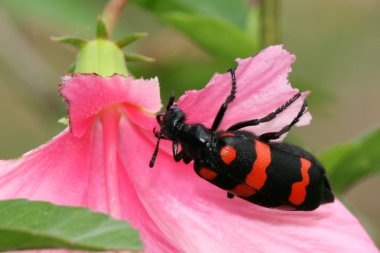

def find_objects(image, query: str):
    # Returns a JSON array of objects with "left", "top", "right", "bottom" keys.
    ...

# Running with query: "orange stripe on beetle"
[
  {"left": 288, "top": 158, "right": 311, "bottom": 205},
  {"left": 230, "top": 183, "right": 257, "bottom": 197},
  {"left": 220, "top": 132, "right": 235, "bottom": 137},
  {"left": 199, "top": 167, "right": 218, "bottom": 180},
  {"left": 220, "top": 145, "right": 237, "bottom": 165},
  {"left": 245, "top": 141, "right": 271, "bottom": 190}
]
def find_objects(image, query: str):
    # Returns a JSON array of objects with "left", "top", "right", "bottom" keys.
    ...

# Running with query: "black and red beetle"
[{"left": 149, "top": 69, "right": 334, "bottom": 211}]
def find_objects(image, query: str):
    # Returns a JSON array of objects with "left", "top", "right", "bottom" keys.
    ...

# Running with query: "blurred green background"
[{"left": 0, "top": 0, "right": 379, "bottom": 245}]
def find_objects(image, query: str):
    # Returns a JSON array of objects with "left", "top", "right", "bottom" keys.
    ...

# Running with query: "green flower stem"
[
  {"left": 261, "top": 0, "right": 281, "bottom": 47},
  {"left": 246, "top": 4, "right": 262, "bottom": 51},
  {"left": 75, "top": 39, "right": 129, "bottom": 76}
]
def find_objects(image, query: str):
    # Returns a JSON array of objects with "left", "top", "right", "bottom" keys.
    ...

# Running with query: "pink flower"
[{"left": 0, "top": 45, "right": 377, "bottom": 252}]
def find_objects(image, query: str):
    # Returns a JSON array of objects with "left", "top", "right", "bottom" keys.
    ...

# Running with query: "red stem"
[{"left": 102, "top": 0, "right": 128, "bottom": 38}]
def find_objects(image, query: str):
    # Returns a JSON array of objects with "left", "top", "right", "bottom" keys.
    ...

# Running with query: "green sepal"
[
  {"left": 96, "top": 17, "right": 108, "bottom": 39},
  {"left": 51, "top": 36, "right": 88, "bottom": 49},
  {"left": 67, "top": 63, "right": 76, "bottom": 73},
  {"left": 124, "top": 52, "right": 155, "bottom": 62},
  {"left": 116, "top": 32, "right": 148, "bottom": 48},
  {"left": 58, "top": 117, "right": 69, "bottom": 126},
  {"left": 75, "top": 40, "right": 128, "bottom": 76}
]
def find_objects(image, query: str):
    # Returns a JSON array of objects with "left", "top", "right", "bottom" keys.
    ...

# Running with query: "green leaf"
[
  {"left": 319, "top": 128, "right": 380, "bottom": 194},
  {"left": 132, "top": 0, "right": 248, "bottom": 28},
  {"left": 0, "top": 199, "right": 142, "bottom": 252},
  {"left": 163, "top": 12, "right": 257, "bottom": 63}
]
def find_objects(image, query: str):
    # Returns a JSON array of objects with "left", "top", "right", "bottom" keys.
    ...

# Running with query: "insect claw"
[{"left": 153, "top": 128, "right": 162, "bottom": 138}]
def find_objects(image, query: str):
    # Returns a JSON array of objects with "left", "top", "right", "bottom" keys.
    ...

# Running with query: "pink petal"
[
  {"left": 0, "top": 46, "right": 377, "bottom": 253},
  {"left": 177, "top": 45, "right": 311, "bottom": 139},
  {"left": 60, "top": 74, "right": 161, "bottom": 137},
  {"left": 0, "top": 120, "right": 177, "bottom": 253},
  {"left": 0, "top": 75, "right": 175, "bottom": 252}
]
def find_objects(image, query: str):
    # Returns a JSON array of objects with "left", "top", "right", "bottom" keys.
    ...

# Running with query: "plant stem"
[
  {"left": 102, "top": 0, "right": 128, "bottom": 38},
  {"left": 261, "top": 0, "right": 281, "bottom": 47}
]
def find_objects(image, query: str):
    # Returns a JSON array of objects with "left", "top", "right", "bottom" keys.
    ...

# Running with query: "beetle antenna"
[
  {"left": 150, "top": 92, "right": 175, "bottom": 168},
  {"left": 166, "top": 92, "right": 176, "bottom": 110},
  {"left": 149, "top": 130, "right": 163, "bottom": 168}
]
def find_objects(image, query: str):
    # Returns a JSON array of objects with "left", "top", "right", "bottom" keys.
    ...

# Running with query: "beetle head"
[{"left": 159, "top": 105, "right": 185, "bottom": 140}]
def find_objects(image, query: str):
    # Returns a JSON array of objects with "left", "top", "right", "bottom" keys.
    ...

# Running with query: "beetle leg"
[
  {"left": 227, "top": 93, "right": 302, "bottom": 131},
  {"left": 259, "top": 100, "right": 307, "bottom": 141},
  {"left": 173, "top": 142, "right": 193, "bottom": 163},
  {"left": 227, "top": 192, "right": 235, "bottom": 199},
  {"left": 173, "top": 142, "right": 185, "bottom": 162},
  {"left": 174, "top": 152, "right": 185, "bottom": 162},
  {"left": 183, "top": 155, "right": 192, "bottom": 164},
  {"left": 211, "top": 68, "right": 237, "bottom": 131}
]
